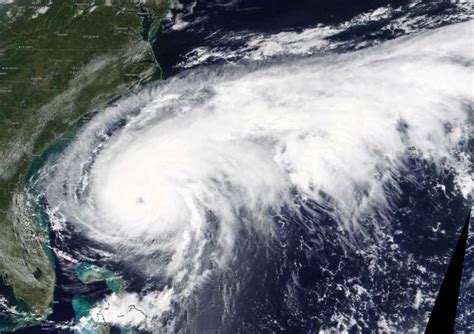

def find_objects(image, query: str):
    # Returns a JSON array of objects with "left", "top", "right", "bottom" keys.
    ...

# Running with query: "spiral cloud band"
[{"left": 39, "top": 21, "right": 472, "bottom": 331}]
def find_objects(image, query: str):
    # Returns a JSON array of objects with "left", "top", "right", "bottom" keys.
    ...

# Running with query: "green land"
[
  {"left": 0, "top": 0, "right": 168, "bottom": 330},
  {"left": 76, "top": 262, "right": 127, "bottom": 293}
]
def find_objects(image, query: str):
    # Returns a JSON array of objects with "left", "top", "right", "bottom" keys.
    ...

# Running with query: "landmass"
[
  {"left": 77, "top": 263, "right": 127, "bottom": 293},
  {"left": 0, "top": 0, "right": 168, "bottom": 330}
]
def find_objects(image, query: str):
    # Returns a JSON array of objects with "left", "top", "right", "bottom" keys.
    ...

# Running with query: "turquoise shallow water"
[{"left": 73, "top": 263, "right": 128, "bottom": 333}]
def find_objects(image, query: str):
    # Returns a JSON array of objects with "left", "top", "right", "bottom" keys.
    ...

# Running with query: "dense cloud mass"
[{"left": 38, "top": 21, "right": 472, "bottom": 332}]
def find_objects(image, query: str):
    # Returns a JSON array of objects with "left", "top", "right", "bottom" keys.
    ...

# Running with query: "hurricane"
[{"left": 33, "top": 20, "right": 472, "bottom": 332}]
